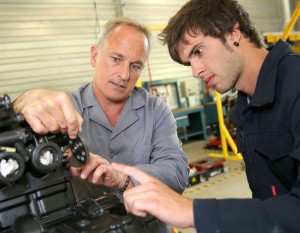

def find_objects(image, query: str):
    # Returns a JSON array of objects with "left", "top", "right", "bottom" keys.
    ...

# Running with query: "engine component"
[{"left": 0, "top": 94, "right": 141, "bottom": 233}]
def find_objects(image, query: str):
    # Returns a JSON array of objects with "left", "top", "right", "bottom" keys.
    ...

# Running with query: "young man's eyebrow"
[{"left": 188, "top": 44, "right": 199, "bottom": 59}]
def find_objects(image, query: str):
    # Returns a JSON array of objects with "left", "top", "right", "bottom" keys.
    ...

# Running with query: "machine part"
[
  {"left": 68, "top": 135, "right": 90, "bottom": 164},
  {"left": 44, "top": 210, "right": 139, "bottom": 233},
  {"left": 0, "top": 129, "right": 28, "bottom": 147},
  {"left": 0, "top": 152, "right": 25, "bottom": 185},
  {"left": 223, "top": 166, "right": 230, "bottom": 173},
  {"left": 0, "top": 95, "right": 24, "bottom": 128},
  {"left": 31, "top": 142, "right": 63, "bottom": 173},
  {"left": 0, "top": 94, "right": 12, "bottom": 122},
  {"left": 12, "top": 214, "right": 44, "bottom": 233},
  {"left": 199, "top": 172, "right": 209, "bottom": 183},
  {"left": 80, "top": 193, "right": 128, "bottom": 217},
  {"left": 208, "top": 91, "right": 243, "bottom": 161},
  {"left": 1, "top": 95, "right": 146, "bottom": 233},
  {"left": 80, "top": 197, "right": 105, "bottom": 216}
]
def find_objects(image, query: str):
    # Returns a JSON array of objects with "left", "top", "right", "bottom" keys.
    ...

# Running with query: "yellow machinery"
[
  {"left": 264, "top": 2, "right": 300, "bottom": 52},
  {"left": 208, "top": 91, "right": 243, "bottom": 161}
]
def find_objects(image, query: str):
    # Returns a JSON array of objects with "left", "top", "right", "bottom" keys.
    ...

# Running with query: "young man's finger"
[{"left": 111, "top": 163, "right": 153, "bottom": 184}]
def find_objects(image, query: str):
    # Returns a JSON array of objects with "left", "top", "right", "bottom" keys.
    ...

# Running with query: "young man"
[
  {"left": 13, "top": 17, "right": 189, "bottom": 232},
  {"left": 112, "top": 0, "right": 300, "bottom": 232}
]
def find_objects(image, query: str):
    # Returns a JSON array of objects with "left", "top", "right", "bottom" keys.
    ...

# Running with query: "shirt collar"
[
  {"left": 80, "top": 82, "right": 145, "bottom": 110},
  {"left": 250, "top": 40, "right": 291, "bottom": 107}
]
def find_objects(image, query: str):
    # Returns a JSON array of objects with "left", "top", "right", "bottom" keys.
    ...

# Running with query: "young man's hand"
[{"left": 112, "top": 163, "right": 195, "bottom": 228}]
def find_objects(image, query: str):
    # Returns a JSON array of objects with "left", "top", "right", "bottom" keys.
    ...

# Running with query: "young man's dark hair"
[{"left": 159, "top": 0, "right": 263, "bottom": 64}]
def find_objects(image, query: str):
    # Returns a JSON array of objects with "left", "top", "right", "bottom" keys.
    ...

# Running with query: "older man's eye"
[
  {"left": 131, "top": 64, "right": 142, "bottom": 71},
  {"left": 112, "top": 56, "right": 121, "bottom": 62}
]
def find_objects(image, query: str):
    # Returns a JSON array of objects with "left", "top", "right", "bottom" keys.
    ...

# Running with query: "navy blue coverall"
[{"left": 194, "top": 40, "right": 300, "bottom": 233}]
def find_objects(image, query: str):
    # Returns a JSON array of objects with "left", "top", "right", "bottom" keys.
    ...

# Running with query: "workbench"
[{"left": 172, "top": 105, "right": 207, "bottom": 141}]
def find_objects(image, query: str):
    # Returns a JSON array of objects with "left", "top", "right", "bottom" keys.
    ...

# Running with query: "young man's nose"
[{"left": 191, "top": 60, "right": 205, "bottom": 79}]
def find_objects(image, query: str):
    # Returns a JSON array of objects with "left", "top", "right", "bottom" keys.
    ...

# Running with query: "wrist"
[
  {"left": 117, "top": 175, "right": 131, "bottom": 194},
  {"left": 187, "top": 198, "right": 195, "bottom": 227}
]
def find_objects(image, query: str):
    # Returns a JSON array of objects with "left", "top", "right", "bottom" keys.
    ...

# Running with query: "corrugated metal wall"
[
  {"left": 0, "top": 0, "right": 288, "bottom": 99},
  {"left": 0, "top": 1, "right": 115, "bottom": 99}
]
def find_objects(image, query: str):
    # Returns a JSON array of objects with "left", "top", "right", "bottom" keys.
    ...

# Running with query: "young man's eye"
[{"left": 194, "top": 48, "right": 203, "bottom": 55}]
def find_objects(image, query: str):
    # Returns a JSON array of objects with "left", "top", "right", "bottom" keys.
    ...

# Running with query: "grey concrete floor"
[{"left": 175, "top": 139, "right": 252, "bottom": 233}]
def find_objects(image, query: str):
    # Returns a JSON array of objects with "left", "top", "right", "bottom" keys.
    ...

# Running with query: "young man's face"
[
  {"left": 177, "top": 31, "right": 243, "bottom": 94},
  {"left": 91, "top": 25, "right": 149, "bottom": 103}
]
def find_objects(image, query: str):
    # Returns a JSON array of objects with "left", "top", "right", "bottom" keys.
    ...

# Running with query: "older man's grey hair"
[{"left": 96, "top": 17, "right": 152, "bottom": 56}]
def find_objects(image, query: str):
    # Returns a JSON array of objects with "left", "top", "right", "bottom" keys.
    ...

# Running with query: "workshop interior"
[{"left": 1, "top": 0, "right": 300, "bottom": 233}]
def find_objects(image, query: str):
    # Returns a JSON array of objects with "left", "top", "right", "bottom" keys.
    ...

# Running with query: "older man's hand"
[{"left": 13, "top": 89, "right": 82, "bottom": 139}]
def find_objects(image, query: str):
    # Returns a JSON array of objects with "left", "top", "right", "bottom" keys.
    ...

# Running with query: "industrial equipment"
[
  {"left": 207, "top": 91, "right": 243, "bottom": 161},
  {"left": 264, "top": 2, "right": 300, "bottom": 52},
  {"left": 0, "top": 94, "right": 142, "bottom": 233},
  {"left": 188, "top": 157, "right": 229, "bottom": 187}
]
